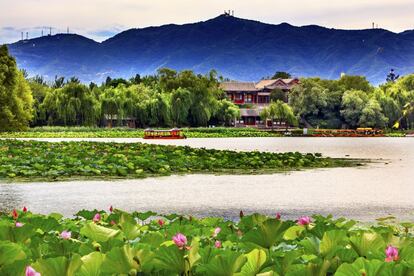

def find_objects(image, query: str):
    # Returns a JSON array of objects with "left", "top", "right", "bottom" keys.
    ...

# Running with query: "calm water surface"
[{"left": 1, "top": 137, "right": 413, "bottom": 221}]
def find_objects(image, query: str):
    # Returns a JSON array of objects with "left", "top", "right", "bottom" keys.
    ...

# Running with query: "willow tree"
[
  {"left": 261, "top": 100, "right": 297, "bottom": 130},
  {"left": 158, "top": 68, "right": 221, "bottom": 126},
  {"left": 215, "top": 99, "right": 240, "bottom": 126},
  {"left": 42, "top": 82, "right": 100, "bottom": 126},
  {"left": 359, "top": 98, "right": 388, "bottom": 128},
  {"left": 170, "top": 87, "right": 192, "bottom": 127},
  {"left": 100, "top": 86, "right": 122, "bottom": 127},
  {"left": 0, "top": 45, "right": 33, "bottom": 131}
]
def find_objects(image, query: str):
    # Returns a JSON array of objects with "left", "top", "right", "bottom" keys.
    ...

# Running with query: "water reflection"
[
  {"left": 0, "top": 184, "right": 24, "bottom": 212},
  {"left": 1, "top": 137, "right": 413, "bottom": 221}
]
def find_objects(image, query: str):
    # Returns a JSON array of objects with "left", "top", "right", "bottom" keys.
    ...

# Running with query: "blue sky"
[{"left": 1, "top": 0, "right": 413, "bottom": 44}]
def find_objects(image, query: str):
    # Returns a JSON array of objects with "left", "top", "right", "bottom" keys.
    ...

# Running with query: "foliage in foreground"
[
  {"left": 0, "top": 140, "right": 350, "bottom": 181},
  {"left": 1, "top": 209, "right": 414, "bottom": 275}
]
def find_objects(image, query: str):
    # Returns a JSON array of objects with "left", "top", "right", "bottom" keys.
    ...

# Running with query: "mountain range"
[{"left": 7, "top": 15, "right": 414, "bottom": 84}]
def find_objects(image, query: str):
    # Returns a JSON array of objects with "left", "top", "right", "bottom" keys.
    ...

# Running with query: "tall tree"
[
  {"left": 215, "top": 99, "right": 240, "bottom": 126},
  {"left": 271, "top": 71, "right": 292, "bottom": 79},
  {"left": 359, "top": 98, "right": 388, "bottom": 128},
  {"left": 261, "top": 100, "right": 297, "bottom": 130},
  {"left": 0, "top": 45, "right": 33, "bottom": 131},
  {"left": 340, "top": 90, "right": 369, "bottom": 128},
  {"left": 170, "top": 88, "right": 192, "bottom": 127},
  {"left": 42, "top": 82, "right": 100, "bottom": 126},
  {"left": 289, "top": 78, "right": 328, "bottom": 127}
]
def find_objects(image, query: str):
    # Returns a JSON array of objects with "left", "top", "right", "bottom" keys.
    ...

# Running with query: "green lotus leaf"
[
  {"left": 319, "top": 230, "right": 348, "bottom": 258},
  {"left": 189, "top": 237, "right": 201, "bottom": 269},
  {"left": 76, "top": 252, "right": 105, "bottom": 276},
  {"left": 32, "top": 255, "right": 82, "bottom": 276},
  {"left": 80, "top": 222, "right": 122, "bottom": 242},
  {"left": 197, "top": 250, "right": 247, "bottom": 276},
  {"left": 152, "top": 244, "right": 186, "bottom": 274},
  {"left": 236, "top": 249, "right": 268, "bottom": 276},
  {"left": 243, "top": 219, "right": 290, "bottom": 248},
  {"left": 100, "top": 245, "right": 141, "bottom": 274},
  {"left": 0, "top": 241, "right": 27, "bottom": 267},
  {"left": 118, "top": 212, "right": 140, "bottom": 240},
  {"left": 335, "top": 257, "right": 388, "bottom": 276},
  {"left": 349, "top": 232, "right": 386, "bottom": 259},
  {"left": 283, "top": 226, "right": 305, "bottom": 241}
]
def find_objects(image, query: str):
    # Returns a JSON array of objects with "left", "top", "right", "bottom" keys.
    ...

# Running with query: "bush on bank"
[
  {"left": 0, "top": 140, "right": 353, "bottom": 181},
  {"left": 1, "top": 209, "right": 414, "bottom": 275}
]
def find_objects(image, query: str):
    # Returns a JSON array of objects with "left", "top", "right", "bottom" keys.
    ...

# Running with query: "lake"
[{"left": 1, "top": 137, "right": 413, "bottom": 221}]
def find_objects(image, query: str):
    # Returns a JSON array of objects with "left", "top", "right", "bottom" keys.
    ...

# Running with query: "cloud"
[
  {"left": 86, "top": 25, "right": 126, "bottom": 41},
  {"left": 2, "top": 26, "right": 17, "bottom": 31}
]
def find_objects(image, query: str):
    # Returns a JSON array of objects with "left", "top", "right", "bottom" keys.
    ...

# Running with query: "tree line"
[
  {"left": 1, "top": 44, "right": 413, "bottom": 131},
  {"left": 0, "top": 45, "right": 240, "bottom": 130},
  {"left": 288, "top": 75, "right": 414, "bottom": 129}
]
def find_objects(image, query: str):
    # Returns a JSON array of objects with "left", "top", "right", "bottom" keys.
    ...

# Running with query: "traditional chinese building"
[{"left": 220, "top": 78, "right": 299, "bottom": 126}]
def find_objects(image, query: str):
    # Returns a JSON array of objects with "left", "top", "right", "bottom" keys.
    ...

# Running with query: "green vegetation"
[
  {"left": 289, "top": 75, "right": 414, "bottom": 129},
  {"left": 260, "top": 101, "right": 297, "bottom": 130},
  {"left": 0, "top": 127, "right": 285, "bottom": 138},
  {"left": 27, "top": 69, "right": 239, "bottom": 129},
  {"left": 0, "top": 140, "right": 355, "bottom": 181},
  {"left": 2, "top": 43, "right": 413, "bottom": 132},
  {"left": 0, "top": 45, "right": 33, "bottom": 131},
  {"left": 2, "top": 209, "right": 414, "bottom": 275}
]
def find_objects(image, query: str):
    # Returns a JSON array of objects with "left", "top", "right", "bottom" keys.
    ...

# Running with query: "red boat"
[{"left": 143, "top": 128, "right": 187, "bottom": 139}]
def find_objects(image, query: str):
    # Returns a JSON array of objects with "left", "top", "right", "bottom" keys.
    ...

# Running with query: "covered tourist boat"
[
  {"left": 143, "top": 128, "right": 187, "bottom": 139},
  {"left": 312, "top": 128, "right": 384, "bottom": 137}
]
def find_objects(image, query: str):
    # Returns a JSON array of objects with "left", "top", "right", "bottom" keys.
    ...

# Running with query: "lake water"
[{"left": 1, "top": 137, "right": 413, "bottom": 221}]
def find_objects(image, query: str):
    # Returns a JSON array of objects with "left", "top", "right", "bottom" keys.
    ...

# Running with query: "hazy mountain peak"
[{"left": 7, "top": 16, "right": 414, "bottom": 84}]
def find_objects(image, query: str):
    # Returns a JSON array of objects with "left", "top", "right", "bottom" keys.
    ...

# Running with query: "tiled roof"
[
  {"left": 255, "top": 79, "right": 276, "bottom": 89},
  {"left": 219, "top": 82, "right": 257, "bottom": 92},
  {"left": 221, "top": 78, "right": 299, "bottom": 92}
]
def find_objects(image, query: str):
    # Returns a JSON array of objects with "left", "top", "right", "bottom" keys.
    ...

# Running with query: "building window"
[
  {"left": 235, "top": 93, "right": 243, "bottom": 100},
  {"left": 245, "top": 94, "right": 253, "bottom": 103}
]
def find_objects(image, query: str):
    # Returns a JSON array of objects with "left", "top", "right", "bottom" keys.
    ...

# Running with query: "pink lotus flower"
[
  {"left": 276, "top": 213, "right": 281, "bottom": 220},
  {"left": 25, "top": 266, "right": 41, "bottom": 276},
  {"left": 23, "top": 206, "right": 28, "bottom": 212},
  {"left": 60, "top": 231, "right": 71, "bottom": 240},
  {"left": 12, "top": 209, "right": 18, "bottom": 220},
  {"left": 109, "top": 205, "right": 113, "bottom": 212},
  {"left": 15, "top": 222, "right": 24, "bottom": 228},
  {"left": 297, "top": 216, "right": 311, "bottom": 226},
  {"left": 93, "top": 213, "right": 101, "bottom": 222},
  {"left": 214, "top": 240, "right": 222, "bottom": 248},
  {"left": 158, "top": 219, "right": 165, "bottom": 227},
  {"left": 213, "top": 227, "right": 221, "bottom": 237},
  {"left": 110, "top": 220, "right": 116, "bottom": 226},
  {"left": 385, "top": 245, "right": 399, "bottom": 262},
  {"left": 172, "top": 233, "right": 187, "bottom": 249}
]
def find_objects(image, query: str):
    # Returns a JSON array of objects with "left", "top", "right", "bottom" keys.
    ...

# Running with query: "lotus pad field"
[
  {"left": 0, "top": 127, "right": 284, "bottom": 138},
  {"left": 0, "top": 140, "right": 355, "bottom": 181},
  {"left": 1, "top": 209, "right": 414, "bottom": 275}
]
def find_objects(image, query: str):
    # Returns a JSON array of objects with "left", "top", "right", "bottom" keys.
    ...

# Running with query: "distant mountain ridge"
[{"left": 7, "top": 15, "right": 414, "bottom": 84}]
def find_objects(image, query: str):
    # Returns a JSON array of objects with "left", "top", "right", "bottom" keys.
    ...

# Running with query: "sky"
[{"left": 1, "top": 0, "right": 413, "bottom": 44}]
